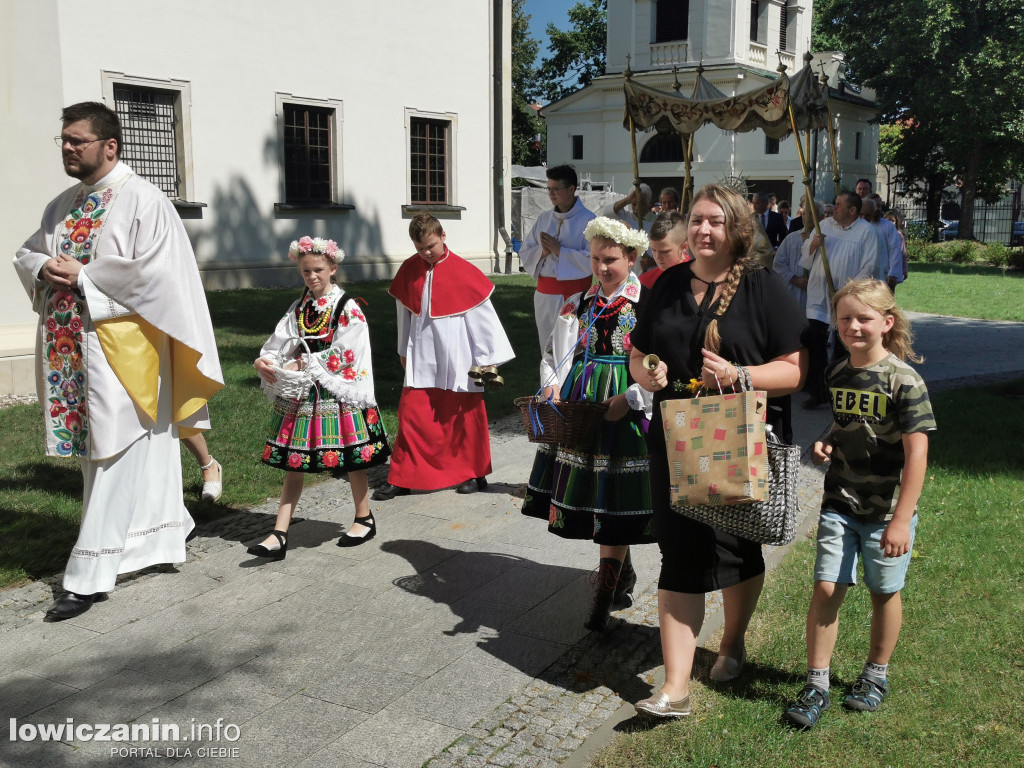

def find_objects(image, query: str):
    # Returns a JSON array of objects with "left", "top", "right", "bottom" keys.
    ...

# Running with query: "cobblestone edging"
[{"left": 422, "top": 463, "right": 827, "bottom": 768}]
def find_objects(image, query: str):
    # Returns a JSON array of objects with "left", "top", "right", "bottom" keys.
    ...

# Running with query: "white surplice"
[{"left": 14, "top": 162, "right": 222, "bottom": 593}]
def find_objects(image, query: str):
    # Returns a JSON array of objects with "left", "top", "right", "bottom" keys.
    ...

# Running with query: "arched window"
[{"left": 640, "top": 133, "right": 687, "bottom": 163}]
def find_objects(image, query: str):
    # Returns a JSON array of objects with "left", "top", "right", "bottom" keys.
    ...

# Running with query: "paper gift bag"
[{"left": 660, "top": 391, "right": 770, "bottom": 506}]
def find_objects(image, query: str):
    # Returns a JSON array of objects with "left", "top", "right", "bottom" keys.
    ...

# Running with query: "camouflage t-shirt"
[{"left": 822, "top": 354, "right": 937, "bottom": 522}]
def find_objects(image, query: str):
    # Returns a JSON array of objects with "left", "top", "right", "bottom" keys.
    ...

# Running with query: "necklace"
[{"left": 298, "top": 291, "right": 336, "bottom": 335}]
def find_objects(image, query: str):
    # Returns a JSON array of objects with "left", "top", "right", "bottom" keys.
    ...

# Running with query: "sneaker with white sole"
[
  {"left": 783, "top": 685, "right": 830, "bottom": 729},
  {"left": 843, "top": 676, "right": 888, "bottom": 712}
]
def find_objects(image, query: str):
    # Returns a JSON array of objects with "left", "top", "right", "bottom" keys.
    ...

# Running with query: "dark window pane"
[
  {"left": 282, "top": 104, "right": 334, "bottom": 204},
  {"left": 410, "top": 117, "right": 449, "bottom": 205},
  {"left": 655, "top": 0, "right": 689, "bottom": 43}
]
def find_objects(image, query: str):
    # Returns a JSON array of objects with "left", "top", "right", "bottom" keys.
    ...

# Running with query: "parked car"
[
  {"left": 939, "top": 220, "right": 958, "bottom": 241},
  {"left": 906, "top": 218, "right": 950, "bottom": 241},
  {"left": 1012, "top": 222, "right": 1024, "bottom": 247}
]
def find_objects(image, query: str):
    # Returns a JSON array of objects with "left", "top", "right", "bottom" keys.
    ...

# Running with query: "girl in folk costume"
[
  {"left": 250, "top": 237, "right": 391, "bottom": 559},
  {"left": 521, "top": 217, "right": 655, "bottom": 631}
]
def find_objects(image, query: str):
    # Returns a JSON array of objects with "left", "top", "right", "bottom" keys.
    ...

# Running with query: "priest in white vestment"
[{"left": 13, "top": 102, "right": 223, "bottom": 620}]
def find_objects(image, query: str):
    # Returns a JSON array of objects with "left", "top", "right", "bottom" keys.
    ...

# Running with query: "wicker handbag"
[{"left": 671, "top": 427, "right": 800, "bottom": 545}]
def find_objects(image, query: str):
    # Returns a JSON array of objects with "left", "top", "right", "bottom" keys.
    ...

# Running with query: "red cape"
[{"left": 388, "top": 248, "right": 495, "bottom": 318}]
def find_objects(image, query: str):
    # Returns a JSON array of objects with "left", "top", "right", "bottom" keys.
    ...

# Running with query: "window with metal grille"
[
  {"left": 410, "top": 117, "right": 449, "bottom": 205},
  {"left": 655, "top": 0, "right": 689, "bottom": 42},
  {"left": 283, "top": 104, "right": 334, "bottom": 204},
  {"left": 113, "top": 85, "right": 180, "bottom": 198}
]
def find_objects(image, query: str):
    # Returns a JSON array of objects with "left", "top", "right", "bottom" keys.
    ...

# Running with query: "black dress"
[{"left": 631, "top": 262, "right": 806, "bottom": 593}]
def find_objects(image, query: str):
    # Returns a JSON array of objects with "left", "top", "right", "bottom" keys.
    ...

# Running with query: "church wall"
[{"left": 2, "top": 0, "right": 510, "bottom": 395}]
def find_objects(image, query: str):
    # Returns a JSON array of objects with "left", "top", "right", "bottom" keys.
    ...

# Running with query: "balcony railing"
[{"left": 650, "top": 40, "right": 688, "bottom": 68}]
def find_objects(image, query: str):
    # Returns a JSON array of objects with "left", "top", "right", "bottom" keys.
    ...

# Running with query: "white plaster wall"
[
  {"left": 1, "top": 0, "right": 509, "bottom": 394},
  {"left": 0, "top": 0, "right": 72, "bottom": 395}
]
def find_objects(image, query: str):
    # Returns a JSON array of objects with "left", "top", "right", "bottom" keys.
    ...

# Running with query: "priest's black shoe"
[
  {"left": 456, "top": 477, "right": 488, "bottom": 494},
  {"left": 372, "top": 483, "right": 409, "bottom": 501},
  {"left": 45, "top": 592, "right": 97, "bottom": 621}
]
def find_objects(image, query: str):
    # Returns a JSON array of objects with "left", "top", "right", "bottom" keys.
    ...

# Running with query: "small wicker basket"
[
  {"left": 514, "top": 396, "right": 609, "bottom": 447},
  {"left": 264, "top": 364, "right": 315, "bottom": 402}
]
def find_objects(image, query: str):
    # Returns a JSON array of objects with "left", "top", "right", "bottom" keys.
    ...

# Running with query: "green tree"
[
  {"left": 537, "top": 0, "right": 607, "bottom": 104},
  {"left": 814, "top": 0, "right": 1024, "bottom": 239},
  {"left": 512, "top": 0, "right": 545, "bottom": 166}
]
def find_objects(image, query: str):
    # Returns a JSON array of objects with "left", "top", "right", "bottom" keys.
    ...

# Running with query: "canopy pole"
[
  {"left": 788, "top": 99, "right": 836, "bottom": 302},
  {"left": 625, "top": 56, "right": 643, "bottom": 230},
  {"left": 821, "top": 72, "right": 841, "bottom": 196}
]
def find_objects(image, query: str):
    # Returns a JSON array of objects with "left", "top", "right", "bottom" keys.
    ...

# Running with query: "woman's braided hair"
[{"left": 691, "top": 184, "right": 764, "bottom": 355}]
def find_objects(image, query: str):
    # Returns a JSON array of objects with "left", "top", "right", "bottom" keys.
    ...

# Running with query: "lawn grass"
[
  {"left": 0, "top": 274, "right": 539, "bottom": 589},
  {"left": 589, "top": 379, "right": 1024, "bottom": 768},
  {"left": 898, "top": 262, "right": 1024, "bottom": 321}
]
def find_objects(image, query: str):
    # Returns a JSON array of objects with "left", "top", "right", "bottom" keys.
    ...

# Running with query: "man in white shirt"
[
  {"left": 519, "top": 165, "right": 595, "bottom": 366},
  {"left": 799, "top": 191, "right": 878, "bottom": 408},
  {"left": 14, "top": 102, "right": 223, "bottom": 620}
]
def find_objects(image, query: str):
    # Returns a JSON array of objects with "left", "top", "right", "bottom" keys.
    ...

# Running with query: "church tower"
[{"left": 606, "top": 0, "right": 812, "bottom": 76}]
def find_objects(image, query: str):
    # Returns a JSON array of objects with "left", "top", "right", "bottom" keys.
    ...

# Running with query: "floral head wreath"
[
  {"left": 584, "top": 216, "right": 649, "bottom": 254},
  {"left": 288, "top": 235, "right": 345, "bottom": 263}
]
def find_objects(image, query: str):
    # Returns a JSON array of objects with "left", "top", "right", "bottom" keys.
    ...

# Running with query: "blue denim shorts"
[{"left": 813, "top": 509, "right": 918, "bottom": 594}]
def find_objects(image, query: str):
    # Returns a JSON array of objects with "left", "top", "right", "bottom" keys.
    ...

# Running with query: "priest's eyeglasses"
[{"left": 55, "top": 136, "right": 102, "bottom": 150}]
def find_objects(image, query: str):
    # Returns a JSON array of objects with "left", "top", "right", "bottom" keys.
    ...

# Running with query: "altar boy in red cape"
[{"left": 373, "top": 213, "right": 515, "bottom": 499}]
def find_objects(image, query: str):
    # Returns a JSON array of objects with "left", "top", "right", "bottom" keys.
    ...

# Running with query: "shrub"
[
  {"left": 983, "top": 242, "right": 1009, "bottom": 268},
  {"left": 1008, "top": 248, "right": 1024, "bottom": 271},
  {"left": 945, "top": 240, "right": 977, "bottom": 265},
  {"left": 907, "top": 238, "right": 940, "bottom": 263}
]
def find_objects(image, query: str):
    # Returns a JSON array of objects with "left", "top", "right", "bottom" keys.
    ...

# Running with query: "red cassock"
[{"left": 386, "top": 250, "right": 503, "bottom": 489}]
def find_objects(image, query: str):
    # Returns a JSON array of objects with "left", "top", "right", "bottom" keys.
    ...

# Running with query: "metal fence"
[{"left": 892, "top": 186, "right": 1023, "bottom": 245}]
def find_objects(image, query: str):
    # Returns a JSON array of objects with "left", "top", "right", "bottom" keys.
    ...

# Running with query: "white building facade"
[
  {"left": 543, "top": 0, "right": 877, "bottom": 212},
  {"left": 1, "top": 0, "right": 512, "bottom": 395}
]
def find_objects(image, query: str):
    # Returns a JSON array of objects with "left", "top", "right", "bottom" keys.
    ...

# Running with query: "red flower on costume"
[
  {"left": 52, "top": 328, "right": 76, "bottom": 355},
  {"left": 262, "top": 445, "right": 273, "bottom": 460},
  {"left": 68, "top": 218, "right": 101, "bottom": 244},
  {"left": 287, "top": 453, "right": 303, "bottom": 468},
  {"left": 359, "top": 445, "right": 374, "bottom": 461},
  {"left": 48, "top": 349, "right": 62, "bottom": 370},
  {"left": 322, "top": 451, "right": 340, "bottom": 468},
  {"left": 350, "top": 308, "right": 365, "bottom": 322},
  {"left": 343, "top": 349, "right": 355, "bottom": 364},
  {"left": 343, "top": 368, "right": 356, "bottom": 380},
  {"left": 326, "top": 355, "right": 341, "bottom": 372},
  {"left": 46, "top": 318, "right": 58, "bottom": 332},
  {"left": 49, "top": 401, "right": 68, "bottom": 418},
  {"left": 54, "top": 293, "right": 74, "bottom": 312},
  {"left": 65, "top": 411, "right": 83, "bottom": 434},
  {"left": 366, "top": 409, "right": 379, "bottom": 425}
]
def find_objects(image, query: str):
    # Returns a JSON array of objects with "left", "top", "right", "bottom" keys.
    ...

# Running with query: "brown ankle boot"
[
  {"left": 613, "top": 548, "right": 636, "bottom": 610},
  {"left": 585, "top": 557, "right": 623, "bottom": 631}
]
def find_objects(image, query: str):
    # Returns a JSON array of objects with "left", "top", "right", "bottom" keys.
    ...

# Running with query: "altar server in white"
[{"left": 14, "top": 102, "right": 223, "bottom": 621}]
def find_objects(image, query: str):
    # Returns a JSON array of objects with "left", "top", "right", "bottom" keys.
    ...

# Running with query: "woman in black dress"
[{"left": 628, "top": 184, "right": 807, "bottom": 717}]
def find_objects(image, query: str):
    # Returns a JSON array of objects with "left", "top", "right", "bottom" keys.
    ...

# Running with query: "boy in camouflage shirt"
[{"left": 784, "top": 279, "right": 936, "bottom": 729}]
